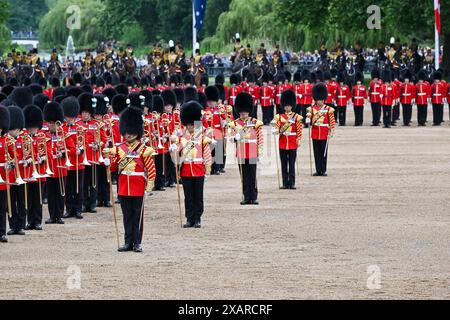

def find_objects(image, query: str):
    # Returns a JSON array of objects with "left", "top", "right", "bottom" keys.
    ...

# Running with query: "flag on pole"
[
  {"left": 194, "top": 0, "right": 207, "bottom": 34},
  {"left": 435, "top": 0, "right": 441, "bottom": 34}
]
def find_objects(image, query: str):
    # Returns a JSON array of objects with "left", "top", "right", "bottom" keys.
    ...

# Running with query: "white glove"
[
  {"left": 103, "top": 158, "right": 111, "bottom": 166},
  {"left": 145, "top": 191, "right": 152, "bottom": 197},
  {"left": 169, "top": 144, "right": 178, "bottom": 152},
  {"left": 271, "top": 128, "right": 278, "bottom": 134},
  {"left": 234, "top": 133, "right": 241, "bottom": 141},
  {"left": 204, "top": 175, "right": 209, "bottom": 182},
  {"left": 305, "top": 118, "right": 311, "bottom": 125}
]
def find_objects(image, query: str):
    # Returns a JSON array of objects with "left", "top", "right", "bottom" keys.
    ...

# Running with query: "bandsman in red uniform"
[
  {"left": 274, "top": 74, "right": 286, "bottom": 114},
  {"left": 59, "top": 97, "right": 85, "bottom": 220},
  {"left": 399, "top": 70, "right": 416, "bottom": 126},
  {"left": 368, "top": 69, "right": 383, "bottom": 126},
  {"left": 151, "top": 95, "right": 167, "bottom": 191},
  {"left": 392, "top": 72, "right": 402, "bottom": 125},
  {"left": 306, "top": 83, "right": 335, "bottom": 176},
  {"left": 324, "top": 71, "right": 337, "bottom": 121},
  {"left": 351, "top": 72, "right": 367, "bottom": 126},
  {"left": 0, "top": 106, "right": 10, "bottom": 242},
  {"left": 272, "top": 90, "right": 303, "bottom": 189},
  {"left": 43, "top": 102, "right": 67, "bottom": 224},
  {"left": 336, "top": 71, "right": 351, "bottom": 126},
  {"left": 78, "top": 93, "right": 104, "bottom": 213},
  {"left": 380, "top": 70, "right": 395, "bottom": 128},
  {"left": 161, "top": 90, "right": 177, "bottom": 188},
  {"left": 299, "top": 69, "right": 313, "bottom": 127},
  {"left": 292, "top": 71, "right": 302, "bottom": 114},
  {"left": 431, "top": 71, "right": 446, "bottom": 126},
  {"left": 415, "top": 70, "right": 431, "bottom": 126},
  {"left": 23, "top": 105, "right": 46, "bottom": 230},
  {"left": 110, "top": 94, "right": 128, "bottom": 193},
  {"left": 229, "top": 93, "right": 264, "bottom": 205},
  {"left": 7, "top": 107, "right": 27, "bottom": 236},
  {"left": 174, "top": 101, "right": 212, "bottom": 228},
  {"left": 229, "top": 74, "right": 243, "bottom": 118},
  {"left": 216, "top": 84, "right": 233, "bottom": 173},
  {"left": 245, "top": 73, "right": 260, "bottom": 119},
  {"left": 259, "top": 74, "right": 275, "bottom": 125},
  {"left": 105, "top": 107, "right": 156, "bottom": 253}
]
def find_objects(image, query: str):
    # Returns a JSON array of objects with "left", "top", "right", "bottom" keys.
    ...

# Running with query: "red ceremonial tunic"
[
  {"left": 274, "top": 112, "right": 303, "bottom": 150},
  {"left": 369, "top": 80, "right": 383, "bottom": 104},
  {"left": 400, "top": 83, "right": 416, "bottom": 105},
  {"left": 307, "top": 105, "right": 336, "bottom": 141},
  {"left": 229, "top": 117, "right": 264, "bottom": 159},
  {"left": 352, "top": 85, "right": 367, "bottom": 107},
  {"left": 415, "top": 81, "right": 431, "bottom": 105},
  {"left": 336, "top": 85, "right": 351, "bottom": 107}
]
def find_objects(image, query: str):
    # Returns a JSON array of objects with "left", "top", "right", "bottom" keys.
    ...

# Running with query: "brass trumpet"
[
  {"left": 7, "top": 135, "right": 26, "bottom": 185},
  {"left": 36, "top": 132, "right": 53, "bottom": 177},
  {"left": 55, "top": 121, "right": 73, "bottom": 168},
  {"left": 76, "top": 126, "right": 89, "bottom": 194}
]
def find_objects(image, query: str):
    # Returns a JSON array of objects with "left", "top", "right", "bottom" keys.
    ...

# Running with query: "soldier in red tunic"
[
  {"left": 380, "top": 69, "right": 395, "bottom": 128},
  {"left": 229, "top": 93, "right": 264, "bottom": 205},
  {"left": 415, "top": 70, "right": 431, "bottom": 126},
  {"left": 0, "top": 106, "right": 10, "bottom": 242},
  {"left": 299, "top": 69, "right": 313, "bottom": 127},
  {"left": 106, "top": 107, "right": 156, "bottom": 253},
  {"left": 399, "top": 70, "right": 416, "bottom": 126},
  {"left": 151, "top": 95, "right": 166, "bottom": 191},
  {"left": 259, "top": 74, "right": 275, "bottom": 125},
  {"left": 6, "top": 106, "right": 27, "bottom": 236},
  {"left": 351, "top": 71, "right": 367, "bottom": 126},
  {"left": 336, "top": 71, "right": 351, "bottom": 126},
  {"left": 431, "top": 71, "right": 447, "bottom": 126},
  {"left": 229, "top": 74, "right": 243, "bottom": 118},
  {"left": 175, "top": 101, "right": 212, "bottom": 228},
  {"left": 23, "top": 105, "right": 45, "bottom": 230},
  {"left": 272, "top": 90, "right": 303, "bottom": 189},
  {"left": 368, "top": 68, "right": 383, "bottom": 126},
  {"left": 306, "top": 83, "right": 335, "bottom": 177}
]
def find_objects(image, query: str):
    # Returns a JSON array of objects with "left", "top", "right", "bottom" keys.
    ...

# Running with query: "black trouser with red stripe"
[
  {"left": 417, "top": 104, "right": 428, "bottom": 125},
  {"left": 280, "top": 149, "right": 297, "bottom": 187},
  {"left": 26, "top": 182, "right": 43, "bottom": 227},
  {"left": 337, "top": 106, "right": 347, "bottom": 126},
  {"left": 382, "top": 105, "right": 392, "bottom": 127},
  {"left": 9, "top": 185, "right": 26, "bottom": 231},
  {"left": 66, "top": 170, "right": 84, "bottom": 216},
  {"left": 119, "top": 195, "right": 144, "bottom": 246},
  {"left": 371, "top": 103, "right": 381, "bottom": 126},
  {"left": 0, "top": 190, "right": 6, "bottom": 237},
  {"left": 182, "top": 176, "right": 204, "bottom": 224},
  {"left": 432, "top": 104, "right": 444, "bottom": 125},
  {"left": 47, "top": 177, "right": 65, "bottom": 220},
  {"left": 392, "top": 103, "right": 400, "bottom": 123},
  {"left": 164, "top": 152, "right": 176, "bottom": 186},
  {"left": 96, "top": 165, "right": 110, "bottom": 204},
  {"left": 402, "top": 104, "right": 412, "bottom": 125},
  {"left": 312, "top": 140, "right": 328, "bottom": 175},
  {"left": 238, "top": 158, "right": 258, "bottom": 202},
  {"left": 154, "top": 154, "right": 165, "bottom": 189},
  {"left": 354, "top": 106, "right": 364, "bottom": 126},
  {"left": 83, "top": 166, "right": 98, "bottom": 210},
  {"left": 261, "top": 106, "right": 274, "bottom": 125}
]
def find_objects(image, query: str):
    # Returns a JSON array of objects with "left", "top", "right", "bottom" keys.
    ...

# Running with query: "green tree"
[
  {"left": 0, "top": 0, "right": 11, "bottom": 54},
  {"left": 6, "top": 0, "right": 49, "bottom": 31},
  {"left": 203, "top": 0, "right": 230, "bottom": 37},
  {"left": 39, "top": 0, "right": 104, "bottom": 49}
]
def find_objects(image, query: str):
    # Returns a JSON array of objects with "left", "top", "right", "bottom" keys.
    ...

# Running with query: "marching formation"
[{"left": 2, "top": 63, "right": 447, "bottom": 251}]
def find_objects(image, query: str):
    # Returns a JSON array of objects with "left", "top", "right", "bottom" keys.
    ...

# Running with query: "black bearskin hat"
[
  {"left": 281, "top": 90, "right": 296, "bottom": 108},
  {"left": 152, "top": 95, "right": 164, "bottom": 114},
  {"left": 54, "top": 95, "right": 67, "bottom": 104},
  {"left": 284, "top": 71, "right": 292, "bottom": 83},
  {"left": 0, "top": 106, "right": 10, "bottom": 133},
  {"left": 112, "top": 94, "right": 128, "bottom": 115},
  {"left": 154, "top": 75, "right": 164, "bottom": 85},
  {"left": 230, "top": 74, "right": 240, "bottom": 85},
  {"left": 293, "top": 71, "right": 302, "bottom": 82},
  {"left": 161, "top": 90, "right": 177, "bottom": 107},
  {"left": 215, "top": 74, "right": 225, "bottom": 85},
  {"left": 180, "top": 101, "right": 203, "bottom": 126},
  {"left": 433, "top": 71, "right": 442, "bottom": 81},
  {"left": 381, "top": 69, "right": 392, "bottom": 83},
  {"left": 198, "top": 93, "right": 207, "bottom": 109},
  {"left": 205, "top": 86, "right": 219, "bottom": 102},
  {"left": 246, "top": 73, "right": 256, "bottom": 83},
  {"left": 119, "top": 107, "right": 144, "bottom": 138},
  {"left": 128, "top": 92, "right": 145, "bottom": 109},
  {"left": 0, "top": 93, "right": 6, "bottom": 104},
  {"left": 169, "top": 74, "right": 179, "bottom": 85},
  {"left": 173, "top": 88, "right": 185, "bottom": 105},
  {"left": 43, "top": 102, "right": 64, "bottom": 123},
  {"left": 355, "top": 71, "right": 364, "bottom": 83},
  {"left": 8, "top": 106, "right": 25, "bottom": 130},
  {"left": 261, "top": 73, "right": 269, "bottom": 83},
  {"left": 95, "top": 94, "right": 109, "bottom": 116},
  {"left": 215, "top": 84, "right": 226, "bottom": 101},
  {"left": 337, "top": 71, "right": 346, "bottom": 84},
  {"left": 371, "top": 68, "right": 380, "bottom": 80},
  {"left": 9, "top": 87, "right": 33, "bottom": 108},
  {"left": 102, "top": 87, "right": 117, "bottom": 102},
  {"left": 417, "top": 70, "right": 427, "bottom": 81},
  {"left": 184, "top": 87, "right": 198, "bottom": 102},
  {"left": 312, "top": 83, "right": 328, "bottom": 101},
  {"left": 235, "top": 92, "right": 253, "bottom": 113},
  {"left": 51, "top": 77, "right": 60, "bottom": 88},
  {"left": 78, "top": 92, "right": 95, "bottom": 114},
  {"left": 330, "top": 69, "right": 338, "bottom": 79},
  {"left": 403, "top": 70, "right": 412, "bottom": 81},
  {"left": 323, "top": 71, "right": 331, "bottom": 81},
  {"left": 184, "top": 74, "right": 195, "bottom": 86},
  {"left": 52, "top": 87, "right": 66, "bottom": 99},
  {"left": 66, "top": 86, "right": 83, "bottom": 98},
  {"left": 33, "top": 93, "right": 50, "bottom": 111},
  {"left": 200, "top": 74, "right": 209, "bottom": 86},
  {"left": 1, "top": 84, "right": 14, "bottom": 96},
  {"left": 115, "top": 83, "right": 129, "bottom": 95},
  {"left": 72, "top": 73, "right": 83, "bottom": 85},
  {"left": 315, "top": 70, "right": 324, "bottom": 82},
  {"left": 28, "top": 83, "right": 43, "bottom": 96},
  {"left": 23, "top": 105, "right": 43, "bottom": 130},
  {"left": 96, "top": 78, "right": 106, "bottom": 88},
  {"left": 61, "top": 96, "right": 80, "bottom": 118}
]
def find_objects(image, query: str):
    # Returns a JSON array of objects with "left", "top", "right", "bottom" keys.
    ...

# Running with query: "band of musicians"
[{"left": 1, "top": 39, "right": 449, "bottom": 252}]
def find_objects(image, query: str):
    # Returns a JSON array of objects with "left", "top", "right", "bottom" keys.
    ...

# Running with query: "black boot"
[
  {"left": 133, "top": 244, "right": 143, "bottom": 252},
  {"left": 118, "top": 243, "right": 133, "bottom": 252}
]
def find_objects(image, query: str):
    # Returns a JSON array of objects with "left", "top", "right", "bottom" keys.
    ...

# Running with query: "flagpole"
[
  {"left": 435, "top": 0, "right": 440, "bottom": 70},
  {"left": 193, "top": 0, "right": 197, "bottom": 53}
]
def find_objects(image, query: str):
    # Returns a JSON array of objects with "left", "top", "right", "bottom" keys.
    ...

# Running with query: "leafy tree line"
[{"left": 0, "top": 0, "right": 11, "bottom": 53}]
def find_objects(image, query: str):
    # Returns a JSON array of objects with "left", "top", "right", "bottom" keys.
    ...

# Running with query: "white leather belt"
[
  {"left": 338, "top": 96, "right": 346, "bottom": 98},
  {"left": 184, "top": 158, "right": 203, "bottom": 163},
  {"left": 402, "top": 94, "right": 411, "bottom": 96},
  {"left": 241, "top": 139, "right": 257, "bottom": 143},
  {"left": 283, "top": 133, "right": 297, "bottom": 136},
  {"left": 371, "top": 92, "right": 380, "bottom": 95},
  {"left": 121, "top": 172, "right": 145, "bottom": 177},
  {"left": 261, "top": 97, "right": 271, "bottom": 99},
  {"left": 315, "top": 124, "right": 329, "bottom": 127},
  {"left": 418, "top": 93, "right": 426, "bottom": 96},
  {"left": 354, "top": 97, "right": 364, "bottom": 99},
  {"left": 433, "top": 94, "right": 442, "bottom": 96}
]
